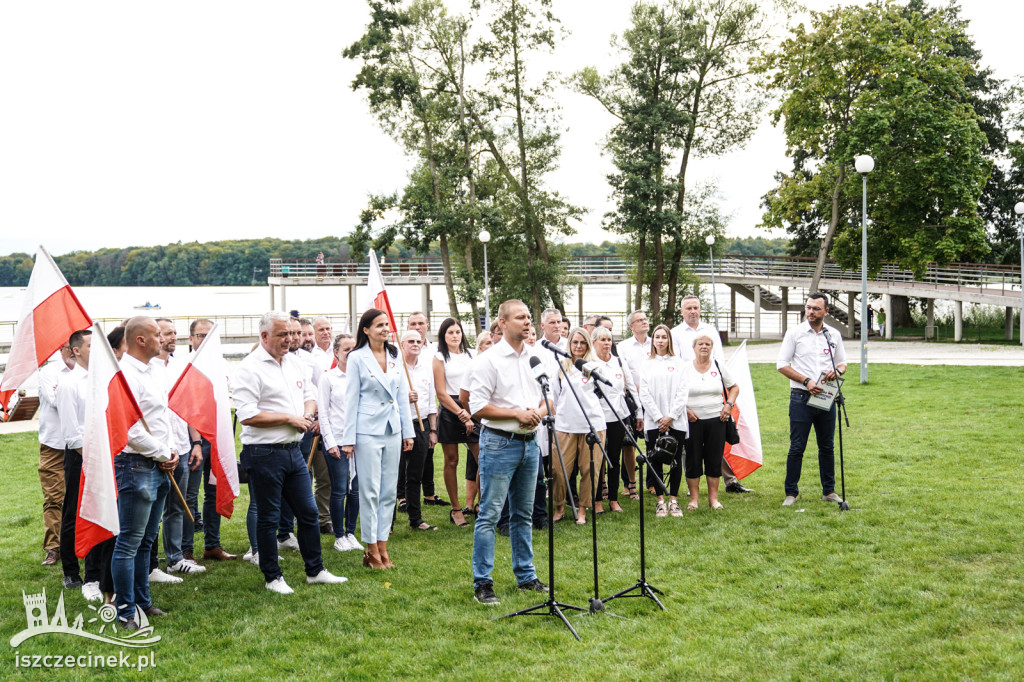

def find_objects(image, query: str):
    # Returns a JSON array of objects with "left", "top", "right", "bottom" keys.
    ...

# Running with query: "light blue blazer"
[{"left": 340, "top": 345, "right": 415, "bottom": 446}]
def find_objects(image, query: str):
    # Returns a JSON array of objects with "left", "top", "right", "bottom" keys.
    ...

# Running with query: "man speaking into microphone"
[{"left": 468, "top": 300, "right": 549, "bottom": 606}]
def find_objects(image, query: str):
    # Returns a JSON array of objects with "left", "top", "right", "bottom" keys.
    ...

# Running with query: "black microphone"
[
  {"left": 529, "top": 355, "right": 550, "bottom": 390},
  {"left": 574, "top": 358, "right": 612, "bottom": 386},
  {"left": 541, "top": 338, "right": 570, "bottom": 358}
]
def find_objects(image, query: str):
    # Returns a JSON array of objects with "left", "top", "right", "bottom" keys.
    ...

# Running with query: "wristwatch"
[
  {"left": 191, "top": 440, "right": 202, "bottom": 448},
  {"left": 802, "top": 377, "right": 810, "bottom": 387},
  {"left": 725, "top": 401, "right": 734, "bottom": 408}
]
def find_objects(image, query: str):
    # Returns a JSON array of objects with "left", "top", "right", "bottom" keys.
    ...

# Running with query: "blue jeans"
[
  {"left": 241, "top": 443, "right": 324, "bottom": 582},
  {"left": 322, "top": 448, "right": 359, "bottom": 537},
  {"left": 472, "top": 428, "right": 539, "bottom": 589},
  {"left": 785, "top": 391, "right": 836, "bottom": 497},
  {"left": 162, "top": 454, "right": 190, "bottom": 564},
  {"left": 246, "top": 481, "right": 258, "bottom": 551},
  {"left": 112, "top": 453, "right": 169, "bottom": 621}
]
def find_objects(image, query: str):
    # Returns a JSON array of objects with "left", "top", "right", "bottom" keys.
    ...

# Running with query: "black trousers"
[
  {"left": 644, "top": 428, "right": 685, "bottom": 497},
  {"left": 403, "top": 425, "right": 430, "bottom": 527},
  {"left": 684, "top": 418, "right": 725, "bottom": 479},
  {"left": 596, "top": 420, "right": 626, "bottom": 503},
  {"left": 59, "top": 448, "right": 105, "bottom": 582}
]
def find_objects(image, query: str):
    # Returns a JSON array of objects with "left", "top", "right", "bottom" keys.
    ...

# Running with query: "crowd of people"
[{"left": 30, "top": 291, "right": 848, "bottom": 616}]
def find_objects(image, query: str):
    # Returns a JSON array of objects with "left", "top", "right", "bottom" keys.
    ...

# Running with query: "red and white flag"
[
  {"left": 77, "top": 324, "right": 142, "bottom": 557},
  {"left": 362, "top": 250, "right": 397, "bottom": 333},
  {"left": 724, "top": 341, "right": 763, "bottom": 479},
  {"left": 168, "top": 323, "right": 239, "bottom": 517},
  {"left": 0, "top": 246, "right": 91, "bottom": 415}
]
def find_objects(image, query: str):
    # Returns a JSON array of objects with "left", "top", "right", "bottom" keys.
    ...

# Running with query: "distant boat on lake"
[{"left": 133, "top": 301, "right": 161, "bottom": 310}]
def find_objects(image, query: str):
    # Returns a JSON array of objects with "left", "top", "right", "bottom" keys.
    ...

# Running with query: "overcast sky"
[{"left": 1, "top": 1, "right": 1020, "bottom": 257}]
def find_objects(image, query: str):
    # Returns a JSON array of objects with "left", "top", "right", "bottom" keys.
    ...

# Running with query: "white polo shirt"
[
  {"left": 468, "top": 338, "right": 542, "bottom": 435},
  {"left": 671, "top": 320, "right": 724, "bottom": 363},
  {"left": 56, "top": 363, "right": 87, "bottom": 450},
  {"left": 776, "top": 320, "right": 848, "bottom": 389},
  {"left": 234, "top": 345, "right": 316, "bottom": 445},
  {"left": 121, "top": 354, "right": 173, "bottom": 461},
  {"left": 37, "top": 360, "right": 73, "bottom": 449}
]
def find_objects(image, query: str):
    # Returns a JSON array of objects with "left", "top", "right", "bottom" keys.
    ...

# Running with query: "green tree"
[{"left": 759, "top": 1, "right": 991, "bottom": 285}]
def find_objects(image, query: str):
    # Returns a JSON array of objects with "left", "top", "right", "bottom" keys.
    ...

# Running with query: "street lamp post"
[
  {"left": 854, "top": 154, "right": 874, "bottom": 384},
  {"left": 1015, "top": 202, "right": 1024, "bottom": 347},
  {"left": 705, "top": 234, "right": 720, "bottom": 330},
  {"left": 479, "top": 230, "right": 491, "bottom": 332}
]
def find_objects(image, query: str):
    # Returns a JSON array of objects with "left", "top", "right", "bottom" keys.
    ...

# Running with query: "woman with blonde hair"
[{"left": 551, "top": 327, "right": 605, "bottom": 525}]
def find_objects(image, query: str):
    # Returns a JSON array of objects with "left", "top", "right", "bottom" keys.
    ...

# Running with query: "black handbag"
[{"left": 714, "top": 360, "right": 740, "bottom": 446}]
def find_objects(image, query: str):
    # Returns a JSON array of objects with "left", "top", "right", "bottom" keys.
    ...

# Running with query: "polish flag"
[
  {"left": 362, "top": 250, "right": 397, "bottom": 333},
  {"left": 723, "top": 341, "right": 763, "bottom": 479},
  {"left": 167, "top": 323, "right": 239, "bottom": 517},
  {"left": 0, "top": 246, "right": 91, "bottom": 415},
  {"left": 77, "top": 324, "right": 142, "bottom": 557}
]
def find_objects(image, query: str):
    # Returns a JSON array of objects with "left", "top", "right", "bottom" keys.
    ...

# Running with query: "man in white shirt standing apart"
[
  {"left": 468, "top": 299, "right": 549, "bottom": 605},
  {"left": 233, "top": 311, "right": 346, "bottom": 595},
  {"left": 670, "top": 295, "right": 753, "bottom": 495},
  {"left": 113, "top": 316, "right": 180, "bottom": 630},
  {"left": 776, "top": 293, "right": 847, "bottom": 507}
]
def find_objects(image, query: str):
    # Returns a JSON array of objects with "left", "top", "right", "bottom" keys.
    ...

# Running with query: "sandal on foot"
[
  {"left": 449, "top": 510, "right": 470, "bottom": 527},
  {"left": 669, "top": 500, "right": 683, "bottom": 517},
  {"left": 628, "top": 484, "right": 640, "bottom": 501},
  {"left": 686, "top": 500, "right": 699, "bottom": 511},
  {"left": 412, "top": 522, "right": 439, "bottom": 531},
  {"left": 710, "top": 501, "right": 723, "bottom": 510},
  {"left": 655, "top": 501, "right": 668, "bottom": 517}
]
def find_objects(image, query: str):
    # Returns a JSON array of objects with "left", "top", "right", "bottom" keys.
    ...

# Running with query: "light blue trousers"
[{"left": 353, "top": 429, "right": 401, "bottom": 544}]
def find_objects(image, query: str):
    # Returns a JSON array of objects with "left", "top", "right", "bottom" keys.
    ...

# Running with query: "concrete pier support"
[
  {"left": 348, "top": 285, "right": 358, "bottom": 334},
  {"left": 578, "top": 283, "right": 584, "bottom": 325},
  {"left": 421, "top": 284, "right": 430, "bottom": 318},
  {"left": 1006, "top": 307, "right": 1014, "bottom": 341},
  {"left": 730, "top": 288, "right": 737, "bottom": 333},
  {"left": 954, "top": 300, "right": 963, "bottom": 341},
  {"left": 280, "top": 285, "right": 286, "bottom": 314},
  {"left": 269, "top": 284, "right": 275, "bottom": 310},
  {"left": 626, "top": 283, "right": 631, "bottom": 316},
  {"left": 753, "top": 285, "right": 761, "bottom": 340},
  {"left": 925, "top": 299, "right": 935, "bottom": 340}
]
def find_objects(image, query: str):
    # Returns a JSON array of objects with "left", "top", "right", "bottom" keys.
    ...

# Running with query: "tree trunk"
[
  {"left": 891, "top": 295, "right": 914, "bottom": 328},
  {"left": 810, "top": 165, "right": 846, "bottom": 294},
  {"left": 463, "top": 240, "right": 481, "bottom": 334},
  {"left": 438, "top": 232, "right": 459, "bottom": 320},
  {"left": 635, "top": 230, "right": 646, "bottom": 310},
  {"left": 459, "top": 26, "right": 481, "bottom": 334}
]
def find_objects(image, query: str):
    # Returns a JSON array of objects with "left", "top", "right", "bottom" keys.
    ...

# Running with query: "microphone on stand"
[
  {"left": 529, "top": 355, "right": 550, "bottom": 391},
  {"left": 574, "top": 359, "right": 612, "bottom": 386},
  {"left": 541, "top": 338, "right": 571, "bottom": 358}
]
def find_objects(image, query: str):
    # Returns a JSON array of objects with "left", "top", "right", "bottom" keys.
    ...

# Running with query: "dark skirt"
[{"left": 437, "top": 395, "right": 480, "bottom": 444}]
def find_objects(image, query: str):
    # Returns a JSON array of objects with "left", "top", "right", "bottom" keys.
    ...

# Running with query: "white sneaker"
[
  {"left": 265, "top": 577, "right": 294, "bottom": 595},
  {"left": 333, "top": 536, "right": 352, "bottom": 552},
  {"left": 149, "top": 568, "right": 183, "bottom": 584},
  {"left": 345, "top": 534, "right": 363, "bottom": 551},
  {"left": 242, "top": 547, "right": 254, "bottom": 561},
  {"left": 306, "top": 570, "right": 347, "bottom": 585},
  {"left": 248, "top": 551, "right": 260, "bottom": 566},
  {"left": 168, "top": 559, "right": 207, "bottom": 574},
  {"left": 81, "top": 582, "right": 102, "bottom": 602},
  {"left": 278, "top": 533, "right": 300, "bottom": 551},
  {"left": 782, "top": 495, "right": 798, "bottom": 507}
]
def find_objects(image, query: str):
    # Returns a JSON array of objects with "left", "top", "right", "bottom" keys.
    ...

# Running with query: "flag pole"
[
  {"left": 137, "top": 413, "right": 195, "bottom": 524},
  {"left": 307, "top": 435, "right": 320, "bottom": 469}
]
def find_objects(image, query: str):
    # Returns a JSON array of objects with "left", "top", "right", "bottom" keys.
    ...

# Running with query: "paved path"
[{"left": 735, "top": 340, "right": 1024, "bottom": 366}]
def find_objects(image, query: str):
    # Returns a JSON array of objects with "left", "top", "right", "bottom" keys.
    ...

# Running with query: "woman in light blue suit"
[{"left": 341, "top": 309, "right": 414, "bottom": 569}]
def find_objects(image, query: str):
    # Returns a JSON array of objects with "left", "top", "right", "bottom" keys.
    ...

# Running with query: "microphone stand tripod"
[
  {"left": 498, "top": 373, "right": 584, "bottom": 639},
  {"left": 822, "top": 328, "right": 851, "bottom": 511},
  {"left": 552, "top": 360, "right": 623, "bottom": 618},
  {"left": 597, "top": 388, "right": 667, "bottom": 610}
]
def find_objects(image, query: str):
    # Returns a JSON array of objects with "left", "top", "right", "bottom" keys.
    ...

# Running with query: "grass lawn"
[{"left": 2, "top": 364, "right": 1023, "bottom": 680}]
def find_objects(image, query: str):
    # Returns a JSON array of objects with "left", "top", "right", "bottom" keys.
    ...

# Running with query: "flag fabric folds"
[
  {"left": 362, "top": 250, "right": 397, "bottom": 333},
  {"left": 0, "top": 246, "right": 91, "bottom": 415},
  {"left": 76, "top": 324, "right": 141, "bottom": 558},
  {"left": 167, "top": 323, "right": 240, "bottom": 518},
  {"left": 723, "top": 341, "right": 763, "bottom": 480}
]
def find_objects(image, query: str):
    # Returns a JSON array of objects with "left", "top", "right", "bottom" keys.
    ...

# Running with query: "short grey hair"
[
  {"left": 541, "top": 308, "right": 562, "bottom": 324},
  {"left": 627, "top": 310, "right": 647, "bottom": 326},
  {"left": 260, "top": 311, "right": 291, "bottom": 333},
  {"left": 692, "top": 333, "right": 715, "bottom": 347},
  {"left": 592, "top": 326, "right": 612, "bottom": 342},
  {"left": 400, "top": 330, "right": 423, "bottom": 343}
]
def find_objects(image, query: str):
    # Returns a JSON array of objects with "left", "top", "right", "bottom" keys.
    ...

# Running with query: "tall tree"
[
  {"left": 760, "top": 1, "right": 991, "bottom": 285},
  {"left": 576, "top": 0, "right": 768, "bottom": 324}
]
